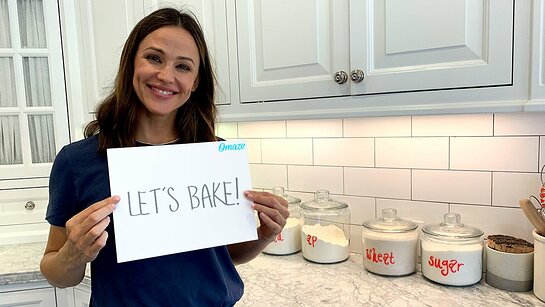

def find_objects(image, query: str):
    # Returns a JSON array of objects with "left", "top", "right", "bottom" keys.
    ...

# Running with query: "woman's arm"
[
  {"left": 227, "top": 191, "right": 289, "bottom": 265},
  {"left": 40, "top": 196, "right": 119, "bottom": 288}
]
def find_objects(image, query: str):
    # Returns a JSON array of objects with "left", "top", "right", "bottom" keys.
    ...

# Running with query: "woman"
[{"left": 40, "top": 7, "right": 288, "bottom": 306}]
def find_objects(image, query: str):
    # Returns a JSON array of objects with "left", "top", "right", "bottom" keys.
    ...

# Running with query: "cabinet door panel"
[
  {"left": 0, "top": 287, "right": 55, "bottom": 306},
  {"left": 350, "top": 0, "right": 513, "bottom": 95},
  {"left": 236, "top": 0, "right": 350, "bottom": 102},
  {"left": 143, "top": 0, "right": 232, "bottom": 105}
]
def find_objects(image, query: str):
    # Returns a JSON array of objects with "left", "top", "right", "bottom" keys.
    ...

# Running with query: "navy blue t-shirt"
[{"left": 46, "top": 135, "right": 244, "bottom": 306}]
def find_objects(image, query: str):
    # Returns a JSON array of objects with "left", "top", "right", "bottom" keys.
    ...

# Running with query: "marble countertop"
[{"left": 1, "top": 242, "right": 543, "bottom": 306}]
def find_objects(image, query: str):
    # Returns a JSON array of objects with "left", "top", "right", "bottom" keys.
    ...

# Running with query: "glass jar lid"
[
  {"left": 363, "top": 208, "right": 417, "bottom": 233},
  {"left": 422, "top": 213, "right": 483, "bottom": 239},
  {"left": 300, "top": 190, "right": 348, "bottom": 210},
  {"left": 272, "top": 186, "right": 301, "bottom": 206}
]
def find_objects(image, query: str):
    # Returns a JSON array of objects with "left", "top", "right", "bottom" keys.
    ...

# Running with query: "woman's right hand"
[{"left": 62, "top": 195, "right": 120, "bottom": 267}]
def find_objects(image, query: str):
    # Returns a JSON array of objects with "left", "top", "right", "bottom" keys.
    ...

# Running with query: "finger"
[
  {"left": 76, "top": 197, "right": 119, "bottom": 231},
  {"left": 81, "top": 215, "right": 111, "bottom": 248},
  {"left": 258, "top": 212, "right": 283, "bottom": 235},
  {"left": 70, "top": 196, "right": 120, "bottom": 225},
  {"left": 86, "top": 231, "right": 109, "bottom": 260},
  {"left": 245, "top": 191, "right": 289, "bottom": 218},
  {"left": 254, "top": 203, "right": 287, "bottom": 227}
]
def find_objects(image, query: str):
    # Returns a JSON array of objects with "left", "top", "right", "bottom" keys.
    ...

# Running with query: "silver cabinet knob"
[
  {"left": 333, "top": 71, "right": 348, "bottom": 84},
  {"left": 25, "top": 201, "right": 35, "bottom": 210},
  {"left": 350, "top": 69, "right": 365, "bottom": 83}
]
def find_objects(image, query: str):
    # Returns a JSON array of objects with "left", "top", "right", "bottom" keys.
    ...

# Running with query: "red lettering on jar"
[
  {"left": 427, "top": 256, "right": 464, "bottom": 276},
  {"left": 274, "top": 233, "right": 284, "bottom": 243},
  {"left": 306, "top": 234, "right": 317, "bottom": 247},
  {"left": 365, "top": 248, "right": 396, "bottom": 265}
]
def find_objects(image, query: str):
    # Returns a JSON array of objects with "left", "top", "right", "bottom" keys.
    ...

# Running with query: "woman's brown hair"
[{"left": 84, "top": 7, "right": 217, "bottom": 153}]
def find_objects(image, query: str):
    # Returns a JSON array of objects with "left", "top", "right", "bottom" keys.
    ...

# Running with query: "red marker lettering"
[
  {"left": 427, "top": 256, "right": 464, "bottom": 276},
  {"left": 306, "top": 234, "right": 317, "bottom": 247},
  {"left": 365, "top": 248, "right": 396, "bottom": 265},
  {"left": 274, "top": 233, "right": 284, "bottom": 243}
]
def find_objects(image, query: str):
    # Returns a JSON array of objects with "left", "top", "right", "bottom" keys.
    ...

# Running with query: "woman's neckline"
[{"left": 135, "top": 138, "right": 180, "bottom": 146}]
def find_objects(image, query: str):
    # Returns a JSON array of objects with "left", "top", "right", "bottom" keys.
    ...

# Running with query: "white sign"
[{"left": 107, "top": 140, "right": 256, "bottom": 263}]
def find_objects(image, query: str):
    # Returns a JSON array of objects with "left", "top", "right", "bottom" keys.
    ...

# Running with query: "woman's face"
[{"left": 133, "top": 26, "right": 200, "bottom": 121}]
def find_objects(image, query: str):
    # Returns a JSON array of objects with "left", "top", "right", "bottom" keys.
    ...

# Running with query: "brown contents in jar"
[{"left": 487, "top": 234, "right": 534, "bottom": 253}]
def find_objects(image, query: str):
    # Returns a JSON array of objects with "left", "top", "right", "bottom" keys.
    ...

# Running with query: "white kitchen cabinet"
[
  {"left": 528, "top": 0, "right": 545, "bottom": 111},
  {"left": 0, "top": 283, "right": 56, "bottom": 307},
  {"left": 55, "top": 278, "right": 91, "bottom": 307},
  {"left": 235, "top": 0, "right": 514, "bottom": 103},
  {"left": 0, "top": 187, "right": 49, "bottom": 244},
  {"left": 70, "top": 0, "right": 233, "bottom": 137},
  {"left": 0, "top": 0, "right": 70, "bottom": 182}
]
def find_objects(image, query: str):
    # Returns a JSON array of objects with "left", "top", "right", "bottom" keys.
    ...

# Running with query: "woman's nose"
[{"left": 157, "top": 65, "right": 175, "bottom": 83}]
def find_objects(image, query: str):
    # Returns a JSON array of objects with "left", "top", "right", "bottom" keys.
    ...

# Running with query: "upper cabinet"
[
  {"left": 529, "top": 0, "right": 545, "bottom": 111},
  {"left": 0, "top": 0, "right": 69, "bottom": 181},
  {"left": 70, "top": 0, "right": 232, "bottom": 136},
  {"left": 235, "top": 0, "right": 513, "bottom": 102}
]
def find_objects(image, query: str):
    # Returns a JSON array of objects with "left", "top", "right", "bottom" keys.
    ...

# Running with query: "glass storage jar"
[
  {"left": 362, "top": 208, "right": 418, "bottom": 276},
  {"left": 420, "top": 212, "right": 484, "bottom": 286},
  {"left": 262, "top": 186, "right": 302, "bottom": 255},
  {"left": 300, "top": 190, "right": 350, "bottom": 263}
]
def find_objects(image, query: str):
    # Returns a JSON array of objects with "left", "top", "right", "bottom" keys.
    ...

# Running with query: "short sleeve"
[{"left": 45, "top": 145, "right": 78, "bottom": 227}]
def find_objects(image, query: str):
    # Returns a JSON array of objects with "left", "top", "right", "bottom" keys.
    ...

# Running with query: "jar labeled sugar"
[
  {"left": 421, "top": 213, "right": 484, "bottom": 286},
  {"left": 362, "top": 208, "right": 418, "bottom": 276},
  {"left": 262, "top": 187, "right": 302, "bottom": 255},
  {"left": 300, "top": 190, "right": 350, "bottom": 263}
]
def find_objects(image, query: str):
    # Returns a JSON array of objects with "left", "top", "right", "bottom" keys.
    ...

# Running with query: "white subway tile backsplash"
[
  {"left": 494, "top": 112, "right": 545, "bottom": 136},
  {"left": 492, "top": 172, "right": 541, "bottom": 207},
  {"left": 261, "top": 139, "right": 313, "bottom": 165},
  {"left": 238, "top": 121, "right": 286, "bottom": 138},
  {"left": 344, "top": 116, "right": 411, "bottom": 137},
  {"left": 249, "top": 164, "right": 287, "bottom": 189},
  {"left": 376, "top": 199, "right": 449, "bottom": 227},
  {"left": 450, "top": 137, "right": 539, "bottom": 172},
  {"left": 412, "top": 114, "right": 493, "bottom": 137},
  {"left": 287, "top": 119, "right": 343, "bottom": 137},
  {"left": 449, "top": 204, "right": 535, "bottom": 243},
  {"left": 375, "top": 137, "right": 448, "bottom": 169},
  {"left": 344, "top": 168, "right": 411, "bottom": 199},
  {"left": 314, "top": 138, "right": 374, "bottom": 167},
  {"left": 235, "top": 113, "right": 545, "bottom": 254},
  {"left": 413, "top": 170, "right": 491, "bottom": 205},
  {"left": 216, "top": 122, "right": 238, "bottom": 138},
  {"left": 288, "top": 165, "right": 343, "bottom": 194},
  {"left": 246, "top": 139, "right": 261, "bottom": 163},
  {"left": 539, "top": 136, "right": 545, "bottom": 171}
]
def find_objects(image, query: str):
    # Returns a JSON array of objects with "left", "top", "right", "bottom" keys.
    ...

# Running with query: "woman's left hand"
[{"left": 244, "top": 191, "right": 289, "bottom": 243}]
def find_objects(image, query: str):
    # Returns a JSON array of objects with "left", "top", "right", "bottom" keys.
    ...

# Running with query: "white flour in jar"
[
  {"left": 421, "top": 240, "right": 483, "bottom": 286},
  {"left": 301, "top": 224, "right": 349, "bottom": 263},
  {"left": 262, "top": 217, "right": 301, "bottom": 255},
  {"left": 362, "top": 231, "right": 418, "bottom": 276}
]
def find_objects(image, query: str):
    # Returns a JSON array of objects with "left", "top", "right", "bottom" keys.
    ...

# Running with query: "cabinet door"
[
  {"left": 350, "top": 0, "right": 514, "bottom": 95},
  {"left": 74, "top": 288, "right": 90, "bottom": 307},
  {"left": 0, "top": 0, "right": 70, "bottom": 180},
  {"left": 0, "top": 287, "right": 56, "bottom": 307},
  {"left": 529, "top": 0, "right": 545, "bottom": 111},
  {"left": 143, "top": 0, "right": 232, "bottom": 105},
  {"left": 76, "top": 1, "right": 142, "bottom": 116},
  {"left": 236, "top": 0, "right": 350, "bottom": 102}
]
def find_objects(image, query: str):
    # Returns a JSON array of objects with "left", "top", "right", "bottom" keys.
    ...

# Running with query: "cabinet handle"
[
  {"left": 350, "top": 69, "right": 365, "bottom": 83},
  {"left": 333, "top": 71, "right": 348, "bottom": 84},
  {"left": 25, "top": 201, "right": 35, "bottom": 210}
]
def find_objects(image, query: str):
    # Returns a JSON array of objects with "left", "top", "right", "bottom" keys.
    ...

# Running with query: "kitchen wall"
[{"left": 217, "top": 112, "right": 545, "bottom": 253}]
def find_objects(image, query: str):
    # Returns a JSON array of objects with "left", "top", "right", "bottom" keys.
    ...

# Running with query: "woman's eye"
[
  {"left": 176, "top": 64, "right": 190, "bottom": 71},
  {"left": 146, "top": 54, "right": 161, "bottom": 63}
]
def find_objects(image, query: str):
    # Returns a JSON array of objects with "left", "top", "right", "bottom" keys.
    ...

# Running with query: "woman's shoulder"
[{"left": 60, "top": 135, "right": 99, "bottom": 155}]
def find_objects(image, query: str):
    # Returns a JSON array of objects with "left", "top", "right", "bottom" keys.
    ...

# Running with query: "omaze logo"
[{"left": 218, "top": 142, "right": 246, "bottom": 152}]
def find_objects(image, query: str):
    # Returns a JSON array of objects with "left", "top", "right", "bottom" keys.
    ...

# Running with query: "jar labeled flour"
[
  {"left": 300, "top": 190, "right": 350, "bottom": 263},
  {"left": 421, "top": 213, "right": 484, "bottom": 286},
  {"left": 262, "top": 187, "right": 302, "bottom": 255},
  {"left": 362, "top": 208, "right": 418, "bottom": 276}
]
